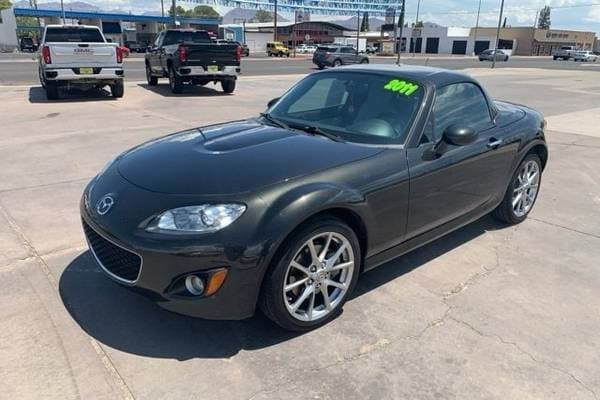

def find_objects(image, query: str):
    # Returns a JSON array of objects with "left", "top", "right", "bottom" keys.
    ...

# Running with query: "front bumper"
[
  {"left": 43, "top": 67, "right": 124, "bottom": 82},
  {"left": 79, "top": 173, "right": 268, "bottom": 320}
]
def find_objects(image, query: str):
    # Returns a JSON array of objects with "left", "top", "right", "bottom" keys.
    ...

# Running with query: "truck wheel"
[
  {"left": 45, "top": 82, "right": 59, "bottom": 100},
  {"left": 146, "top": 64, "right": 158, "bottom": 86},
  {"left": 221, "top": 79, "right": 236, "bottom": 94},
  {"left": 333, "top": 59, "right": 342, "bottom": 67},
  {"left": 168, "top": 66, "right": 183, "bottom": 94},
  {"left": 111, "top": 80, "right": 124, "bottom": 98}
]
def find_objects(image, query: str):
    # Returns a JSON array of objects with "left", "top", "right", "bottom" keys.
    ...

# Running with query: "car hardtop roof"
[{"left": 319, "top": 64, "right": 476, "bottom": 87}]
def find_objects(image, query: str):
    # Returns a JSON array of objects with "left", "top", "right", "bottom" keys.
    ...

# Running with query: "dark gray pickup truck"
[{"left": 145, "top": 29, "right": 241, "bottom": 94}]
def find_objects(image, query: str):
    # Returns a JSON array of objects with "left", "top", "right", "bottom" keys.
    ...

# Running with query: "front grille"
[{"left": 83, "top": 220, "right": 142, "bottom": 283}]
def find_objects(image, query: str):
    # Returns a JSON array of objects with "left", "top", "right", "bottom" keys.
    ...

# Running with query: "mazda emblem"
[{"left": 96, "top": 195, "right": 115, "bottom": 216}]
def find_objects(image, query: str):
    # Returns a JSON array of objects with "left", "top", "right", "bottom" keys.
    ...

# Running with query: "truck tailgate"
[
  {"left": 47, "top": 43, "right": 119, "bottom": 67},
  {"left": 185, "top": 44, "right": 239, "bottom": 66}
]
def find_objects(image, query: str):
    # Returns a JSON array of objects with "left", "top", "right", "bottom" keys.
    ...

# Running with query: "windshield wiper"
[
  {"left": 296, "top": 125, "right": 345, "bottom": 143},
  {"left": 260, "top": 112, "right": 290, "bottom": 130}
]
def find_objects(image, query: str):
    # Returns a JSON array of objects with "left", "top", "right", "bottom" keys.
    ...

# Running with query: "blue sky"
[{"left": 62, "top": 0, "right": 600, "bottom": 34}]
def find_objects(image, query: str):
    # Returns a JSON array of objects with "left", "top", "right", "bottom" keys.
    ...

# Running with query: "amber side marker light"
[{"left": 205, "top": 268, "right": 228, "bottom": 296}]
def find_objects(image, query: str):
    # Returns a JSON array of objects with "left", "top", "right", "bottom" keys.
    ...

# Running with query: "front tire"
[
  {"left": 259, "top": 218, "right": 361, "bottom": 331},
  {"left": 333, "top": 59, "right": 342, "bottom": 67},
  {"left": 146, "top": 64, "right": 158, "bottom": 86},
  {"left": 493, "top": 153, "right": 542, "bottom": 224}
]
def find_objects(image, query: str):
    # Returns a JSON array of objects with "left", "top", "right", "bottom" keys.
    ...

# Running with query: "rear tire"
[
  {"left": 110, "top": 80, "right": 124, "bottom": 98},
  {"left": 259, "top": 217, "right": 361, "bottom": 331},
  {"left": 168, "top": 66, "right": 183, "bottom": 94},
  {"left": 333, "top": 59, "right": 342, "bottom": 67},
  {"left": 492, "top": 153, "right": 542, "bottom": 224},
  {"left": 317, "top": 64, "right": 325, "bottom": 70},
  {"left": 221, "top": 79, "right": 236, "bottom": 94},
  {"left": 360, "top": 58, "right": 369, "bottom": 64},
  {"left": 45, "top": 81, "right": 59, "bottom": 100}
]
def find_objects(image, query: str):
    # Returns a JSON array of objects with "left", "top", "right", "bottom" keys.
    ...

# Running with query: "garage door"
[
  {"left": 451, "top": 40, "right": 467, "bottom": 54},
  {"left": 425, "top": 37, "right": 439, "bottom": 54},
  {"left": 474, "top": 40, "right": 490, "bottom": 54}
]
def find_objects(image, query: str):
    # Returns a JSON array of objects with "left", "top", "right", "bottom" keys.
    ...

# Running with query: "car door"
[
  {"left": 147, "top": 32, "right": 164, "bottom": 74},
  {"left": 405, "top": 82, "right": 515, "bottom": 238}
]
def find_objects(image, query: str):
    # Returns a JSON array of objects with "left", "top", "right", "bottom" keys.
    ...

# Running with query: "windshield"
[
  {"left": 45, "top": 27, "right": 104, "bottom": 43},
  {"left": 268, "top": 72, "right": 424, "bottom": 144}
]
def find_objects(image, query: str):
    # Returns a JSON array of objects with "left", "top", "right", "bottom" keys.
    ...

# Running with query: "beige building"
[{"left": 470, "top": 27, "right": 597, "bottom": 56}]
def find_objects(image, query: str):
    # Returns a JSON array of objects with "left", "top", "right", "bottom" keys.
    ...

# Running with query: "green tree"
[
  {"left": 537, "top": 6, "right": 551, "bottom": 29},
  {"left": 414, "top": 21, "right": 424, "bottom": 28},
  {"left": 168, "top": 5, "right": 188, "bottom": 17},
  {"left": 360, "top": 12, "right": 369, "bottom": 31},
  {"left": 252, "top": 9, "right": 273, "bottom": 22},
  {"left": 0, "top": 0, "right": 12, "bottom": 11},
  {"left": 190, "top": 5, "right": 219, "bottom": 17}
]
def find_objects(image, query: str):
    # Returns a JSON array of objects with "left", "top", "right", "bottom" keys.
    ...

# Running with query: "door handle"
[{"left": 487, "top": 138, "right": 503, "bottom": 148}]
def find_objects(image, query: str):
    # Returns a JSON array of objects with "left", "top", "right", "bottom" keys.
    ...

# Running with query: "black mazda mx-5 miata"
[{"left": 81, "top": 65, "right": 547, "bottom": 330}]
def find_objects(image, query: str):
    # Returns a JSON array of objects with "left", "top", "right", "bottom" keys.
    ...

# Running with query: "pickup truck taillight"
[
  {"left": 116, "top": 46, "right": 123, "bottom": 63},
  {"left": 42, "top": 45, "right": 51, "bottom": 64},
  {"left": 178, "top": 45, "right": 187, "bottom": 63},
  {"left": 235, "top": 45, "right": 242, "bottom": 62}
]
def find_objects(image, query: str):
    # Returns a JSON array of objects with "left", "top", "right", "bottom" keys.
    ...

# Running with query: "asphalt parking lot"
[{"left": 1, "top": 66, "right": 599, "bottom": 399}]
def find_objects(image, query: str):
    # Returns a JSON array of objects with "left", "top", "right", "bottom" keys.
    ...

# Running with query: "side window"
[
  {"left": 153, "top": 32, "right": 164, "bottom": 47},
  {"left": 430, "top": 82, "right": 492, "bottom": 142},
  {"left": 341, "top": 47, "right": 353, "bottom": 54}
]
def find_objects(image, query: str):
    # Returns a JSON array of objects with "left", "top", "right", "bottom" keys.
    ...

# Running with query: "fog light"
[{"left": 185, "top": 275, "right": 205, "bottom": 296}]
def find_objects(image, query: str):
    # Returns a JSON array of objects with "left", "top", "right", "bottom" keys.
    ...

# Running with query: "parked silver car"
[
  {"left": 572, "top": 51, "right": 598, "bottom": 62},
  {"left": 479, "top": 49, "right": 509, "bottom": 62},
  {"left": 312, "top": 45, "right": 369, "bottom": 69}
]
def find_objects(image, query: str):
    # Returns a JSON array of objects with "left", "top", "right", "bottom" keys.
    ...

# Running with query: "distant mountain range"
[{"left": 222, "top": 8, "right": 288, "bottom": 24}]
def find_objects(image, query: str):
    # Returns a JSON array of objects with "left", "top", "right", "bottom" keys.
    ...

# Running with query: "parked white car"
[
  {"left": 572, "top": 51, "right": 598, "bottom": 62},
  {"left": 38, "top": 25, "right": 125, "bottom": 100}
]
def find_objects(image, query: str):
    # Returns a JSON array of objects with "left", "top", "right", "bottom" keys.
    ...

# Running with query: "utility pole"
[
  {"left": 492, "top": 0, "right": 505, "bottom": 69},
  {"left": 273, "top": 0, "right": 278, "bottom": 42},
  {"left": 160, "top": 0, "right": 165, "bottom": 29},
  {"left": 356, "top": 10, "right": 360, "bottom": 55},
  {"left": 473, "top": 0, "right": 482, "bottom": 55},
  {"left": 412, "top": 0, "right": 421, "bottom": 57},
  {"left": 172, "top": 0, "right": 176, "bottom": 26},
  {"left": 396, "top": 0, "right": 405, "bottom": 64},
  {"left": 60, "top": 0, "right": 65, "bottom": 24}
]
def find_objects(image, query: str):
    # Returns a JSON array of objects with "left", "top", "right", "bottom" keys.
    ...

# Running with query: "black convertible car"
[{"left": 81, "top": 65, "right": 547, "bottom": 331}]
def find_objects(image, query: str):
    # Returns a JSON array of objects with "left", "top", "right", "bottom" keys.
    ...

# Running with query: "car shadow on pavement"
[
  {"left": 138, "top": 83, "right": 232, "bottom": 97},
  {"left": 59, "top": 215, "right": 505, "bottom": 360},
  {"left": 28, "top": 86, "right": 118, "bottom": 103}
]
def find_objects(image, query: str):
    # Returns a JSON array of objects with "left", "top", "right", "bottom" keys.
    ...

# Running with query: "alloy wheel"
[
  {"left": 512, "top": 160, "right": 540, "bottom": 217},
  {"left": 283, "top": 232, "right": 355, "bottom": 322}
]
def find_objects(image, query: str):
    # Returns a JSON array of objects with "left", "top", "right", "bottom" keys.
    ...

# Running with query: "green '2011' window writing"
[{"left": 383, "top": 79, "right": 420, "bottom": 96}]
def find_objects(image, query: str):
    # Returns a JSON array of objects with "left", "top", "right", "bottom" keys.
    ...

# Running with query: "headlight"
[{"left": 147, "top": 204, "right": 246, "bottom": 234}]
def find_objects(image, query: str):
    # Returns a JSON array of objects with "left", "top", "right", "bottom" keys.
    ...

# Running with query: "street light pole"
[
  {"left": 473, "top": 0, "right": 482, "bottom": 55},
  {"left": 60, "top": 0, "right": 65, "bottom": 24},
  {"left": 273, "top": 0, "right": 278, "bottom": 42},
  {"left": 356, "top": 10, "right": 360, "bottom": 55},
  {"left": 412, "top": 0, "right": 421, "bottom": 57},
  {"left": 396, "top": 0, "right": 405, "bottom": 65},
  {"left": 492, "top": 0, "right": 505, "bottom": 69},
  {"left": 172, "top": 0, "right": 176, "bottom": 26}
]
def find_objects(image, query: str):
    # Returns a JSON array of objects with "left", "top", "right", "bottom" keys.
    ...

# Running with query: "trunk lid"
[{"left": 46, "top": 43, "right": 119, "bottom": 67}]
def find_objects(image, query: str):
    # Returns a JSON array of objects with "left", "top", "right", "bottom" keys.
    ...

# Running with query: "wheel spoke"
[
  {"left": 321, "top": 285, "right": 332, "bottom": 310},
  {"left": 307, "top": 290, "right": 316, "bottom": 319},
  {"left": 290, "top": 261, "right": 310, "bottom": 277},
  {"left": 325, "top": 279, "right": 346, "bottom": 291},
  {"left": 330, "top": 261, "right": 353, "bottom": 272},
  {"left": 512, "top": 192, "right": 522, "bottom": 207},
  {"left": 307, "top": 240, "right": 320, "bottom": 264},
  {"left": 285, "top": 277, "right": 308, "bottom": 292},
  {"left": 326, "top": 243, "right": 347, "bottom": 268},
  {"left": 291, "top": 286, "right": 313, "bottom": 312},
  {"left": 319, "top": 233, "right": 333, "bottom": 262}
]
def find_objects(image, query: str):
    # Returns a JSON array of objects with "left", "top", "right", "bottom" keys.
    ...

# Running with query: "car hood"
[{"left": 117, "top": 119, "right": 383, "bottom": 195}]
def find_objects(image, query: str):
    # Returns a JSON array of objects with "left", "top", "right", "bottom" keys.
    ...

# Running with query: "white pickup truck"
[{"left": 38, "top": 25, "right": 124, "bottom": 100}]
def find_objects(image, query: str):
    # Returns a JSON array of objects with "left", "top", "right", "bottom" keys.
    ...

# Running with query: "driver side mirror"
[
  {"left": 267, "top": 97, "right": 280, "bottom": 108},
  {"left": 443, "top": 125, "right": 477, "bottom": 146}
]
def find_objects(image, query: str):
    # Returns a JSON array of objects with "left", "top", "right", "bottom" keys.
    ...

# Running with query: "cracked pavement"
[{"left": 0, "top": 69, "right": 599, "bottom": 399}]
